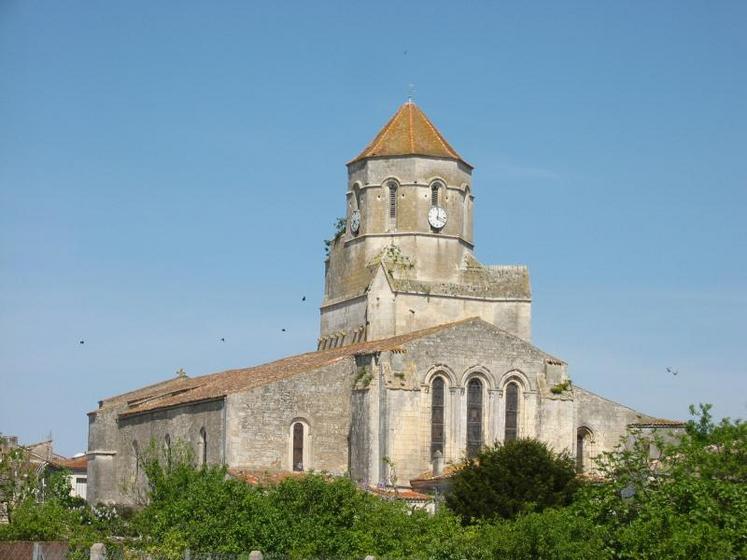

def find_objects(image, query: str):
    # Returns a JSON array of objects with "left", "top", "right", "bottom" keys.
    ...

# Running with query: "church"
[{"left": 86, "top": 101, "right": 681, "bottom": 504}]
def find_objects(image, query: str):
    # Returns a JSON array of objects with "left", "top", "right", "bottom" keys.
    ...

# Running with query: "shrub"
[{"left": 446, "top": 439, "right": 580, "bottom": 523}]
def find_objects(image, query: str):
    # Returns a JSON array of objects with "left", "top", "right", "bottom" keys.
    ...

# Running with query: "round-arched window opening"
[
  {"left": 505, "top": 383, "right": 519, "bottom": 442},
  {"left": 431, "top": 376, "right": 445, "bottom": 458},
  {"left": 466, "top": 378, "right": 483, "bottom": 458},
  {"left": 292, "top": 422, "right": 305, "bottom": 472},
  {"left": 576, "top": 427, "right": 593, "bottom": 473}
]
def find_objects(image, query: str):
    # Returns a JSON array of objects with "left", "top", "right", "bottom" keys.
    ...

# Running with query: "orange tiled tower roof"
[{"left": 349, "top": 101, "right": 470, "bottom": 167}]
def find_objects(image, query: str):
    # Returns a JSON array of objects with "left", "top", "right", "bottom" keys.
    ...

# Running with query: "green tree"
[
  {"left": 446, "top": 439, "right": 580, "bottom": 523},
  {"left": 0, "top": 436, "right": 41, "bottom": 524},
  {"left": 470, "top": 508, "right": 611, "bottom": 560},
  {"left": 574, "top": 404, "right": 747, "bottom": 559}
]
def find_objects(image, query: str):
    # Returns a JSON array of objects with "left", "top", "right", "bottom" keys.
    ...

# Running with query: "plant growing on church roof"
[
  {"left": 323, "top": 217, "right": 347, "bottom": 257},
  {"left": 550, "top": 379, "right": 572, "bottom": 394},
  {"left": 354, "top": 366, "right": 372, "bottom": 388}
]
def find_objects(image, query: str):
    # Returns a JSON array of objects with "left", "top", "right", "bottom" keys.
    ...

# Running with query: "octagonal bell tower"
[{"left": 319, "top": 101, "right": 531, "bottom": 349}]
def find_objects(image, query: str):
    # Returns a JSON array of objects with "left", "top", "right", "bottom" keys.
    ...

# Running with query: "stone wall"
[
  {"left": 87, "top": 399, "right": 225, "bottom": 505},
  {"left": 225, "top": 358, "right": 357, "bottom": 474},
  {"left": 349, "top": 319, "right": 568, "bottom": 484},
  {"left": 573, "top": 386, "right": 652, "bottom": 463},
  {"left": 391, "top": 292, "right": 531, "bottom": 343}
]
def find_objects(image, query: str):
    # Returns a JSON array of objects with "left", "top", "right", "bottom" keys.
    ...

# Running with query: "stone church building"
[{"left": 86, "top": 102, "right": 680, "bottom": 504}]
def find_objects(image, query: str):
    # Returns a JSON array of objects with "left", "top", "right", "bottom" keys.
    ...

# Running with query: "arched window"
[
  {"left": 352, "top": 184, "right": 361, "bottom": 210},
  {"left": 431, "top": 182, "right": 441, "bottom": 207},
  {"left": 576, "top": 427, "right": 593, "bottom": 473},
  {"left": 505, "top": 383, "right": 519, "bottom": 442},
  {"left": 466, "top": 378, "right": 483, "bottom": 458},
  {"left": 431, "top": 376, "right": 445, "bottom": 457},
  {"left": 387, "top": 181, "right": 398, "bottom": 229},
  {"left": 198, "top": 427, "right": 207, "bottom": 467},
  {"left": 292, "top": 422, "right": 304, "bottom": 472}
]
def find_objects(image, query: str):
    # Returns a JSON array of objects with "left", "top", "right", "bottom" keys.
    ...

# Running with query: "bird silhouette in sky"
[
  {"left": 220, "top": 337, "right": 225, "bottom": 343},
  {"left": 281, "top": 328, "right": 286, "bottom": 332},
  {"left": 666, "top": 367, "right": 679, "bottom": 376},
  {"left": 79, "top": 340, "right": 85, "bottom": 345},
  {"left": 302, "top": 296, "right": 306, "bottom": 301}
]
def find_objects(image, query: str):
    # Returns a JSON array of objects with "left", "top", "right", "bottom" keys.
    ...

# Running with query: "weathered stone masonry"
[{"left": 86, "top": 101, "right": 683, "bottom": 504}]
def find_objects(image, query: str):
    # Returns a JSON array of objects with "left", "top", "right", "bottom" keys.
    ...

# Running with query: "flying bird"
[
  {"left": 666, "top": 367, "right": 679, "bottom": 376},
  {"left": 281, "top": 328, "right": 286, "bottom": 332},
  {"left": 79, "top": 340, "right": 85, "bottom": 345},
  {"left": 302, "top": 296, "right": 306, "bottom": 301},
  {"left": 220, "top": 337, "right": 225, "bottom": 343}
]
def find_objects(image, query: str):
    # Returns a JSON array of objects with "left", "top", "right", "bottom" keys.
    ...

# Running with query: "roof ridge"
[
  {"left": 417, "top": 104, "right": 458, "bottom": 158},
  {"left": 113, "top": 318, "right": 485, "bottom": 417}
]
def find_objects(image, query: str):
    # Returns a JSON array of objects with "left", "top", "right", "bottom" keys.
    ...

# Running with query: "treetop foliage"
[
  {"left": 446, "top": 438, "right": 580, "bottom": 523},
  {"left": 1, "top": 404, "right": 745, "bottom": 560}
]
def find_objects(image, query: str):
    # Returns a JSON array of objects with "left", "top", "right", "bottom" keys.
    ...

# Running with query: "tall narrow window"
[
  {"left": 387, "top": 181, "right": 398, "bottom": 228},
  {"left": 199, "top": 427, "right": 207, "bottom": 466},
  {"left": 505, "top": 383, "right": 519, "bottom": 442},
  {"left": 431, "top": 183, "right": 440, "bottom": 207},
  {"left": 292, "top": 422, "right": 304, "bottom": 472},
  {"left": 353, "top": 184, "right": 361, "bottom": 210},
  {"left": 576, "top": 427, "right": 592, "bottom": 473},
  {"left": 466, "top": 379, "right": 483, "bottom": 458},
  {"left": 431, "top": 376, "right": 445, "bottom": 457}
]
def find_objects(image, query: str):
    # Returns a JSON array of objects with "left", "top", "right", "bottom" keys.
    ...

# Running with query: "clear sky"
[{"left": 1, "top": 1, "right": 745, "bottom": 456}]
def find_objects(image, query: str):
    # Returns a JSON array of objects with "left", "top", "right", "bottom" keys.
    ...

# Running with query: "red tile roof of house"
[
  {"left": 366, "top": 486, "right": 432, "bottom": 502},
  {"left": 53, "top": 455, "right": 88, "bottom": 471},
  {"left": 227, "top": 468, "right": 308, "bottom": 486}
]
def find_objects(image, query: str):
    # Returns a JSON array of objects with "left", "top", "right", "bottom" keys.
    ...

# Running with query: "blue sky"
[{"left": 1, "top": 1, "right": 745, "bottom": 455}]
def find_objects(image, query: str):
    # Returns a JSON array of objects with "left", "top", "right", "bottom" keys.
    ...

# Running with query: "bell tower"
[{"left": 319, "top": 102, "right": 531, "bottom": 349}]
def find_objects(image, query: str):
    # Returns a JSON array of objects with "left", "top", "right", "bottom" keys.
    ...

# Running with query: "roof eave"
[{"left": 346, "top": 153, "right": 474, "bottom": 170}]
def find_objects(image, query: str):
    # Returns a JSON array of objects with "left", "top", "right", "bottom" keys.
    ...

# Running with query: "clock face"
[
  {"left": 428, "top": 206, "right": 448, "bottom": 229},
  {"left": 350, "top": 210, "right": 361, "bottom": 234}
]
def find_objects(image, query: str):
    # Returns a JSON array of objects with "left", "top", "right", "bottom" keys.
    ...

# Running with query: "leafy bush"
[
  {"left": 446, "top": 439, "right": 580, "bottom": 523},
  {"left": 2, "top": 405, "right": 743, "bottom": 560},
  {"left": 574, "top": 404, "right": 747, "bottom": 559},
  {"left": 470, "top": 508, "right": 611, "bottom": 560}
]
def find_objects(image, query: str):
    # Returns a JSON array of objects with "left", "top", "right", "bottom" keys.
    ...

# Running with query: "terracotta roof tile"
[
  {"left": 53, "top": 455, "right": 88, "bottom": 471},
  {"left": 227, "top": 468, "right": 308, "bottom": 486},
  {"left": 349, "top": 101, "right": 470, "bottom": 167},
  {"left": 113, "top": 318, "right": 481, "bottom": 418},
  {"left": 629, "top": 418, "right": 686, "bottom": 428},
  {"left": 366, "top": 486, "right": 432, "bottom": 502}
]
